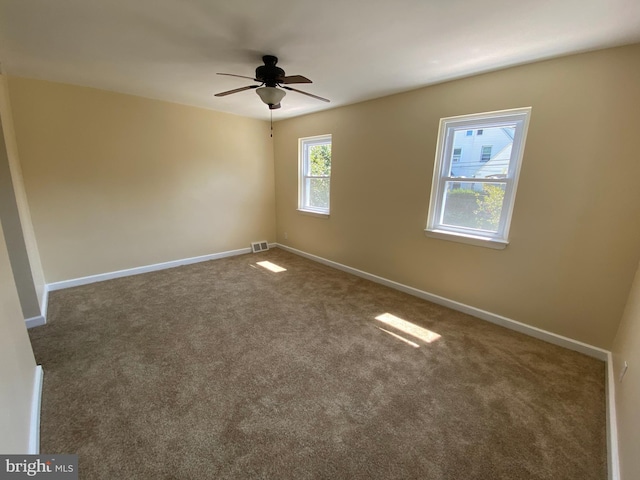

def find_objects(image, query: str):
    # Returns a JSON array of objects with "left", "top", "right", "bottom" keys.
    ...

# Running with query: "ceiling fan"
[{"left": 215, "top": 55, "right": 330, "bottom": 110}]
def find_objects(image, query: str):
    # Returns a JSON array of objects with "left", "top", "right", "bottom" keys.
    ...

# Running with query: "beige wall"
[
  {"left": 0, "top": 217, "right": 37, "bottom": 453},
  {"left": 274, "top": 44, "right": 640, "bottom": 349},
  {"left": 612, "top": 261, "right": 640, "bottom": 480},
  {"left": 0, "top": 74, "right": 46, "bottom": 318},
  {"left": 8, "top": 77, "right": 275, "bottom": 282}
]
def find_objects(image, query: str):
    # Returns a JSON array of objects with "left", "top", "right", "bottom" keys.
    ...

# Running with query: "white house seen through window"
[
  {"left": 426, "top": 108, "right": 531, "bottom": 249},
  {"left": 299, "top": 134, "right": 332, "bottom": 215}
]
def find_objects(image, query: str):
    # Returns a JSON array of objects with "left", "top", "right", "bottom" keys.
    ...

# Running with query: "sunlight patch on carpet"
[
  {"left": 375, "top": 313, "right": 441, "bottom": 344},
  {"left": 256, "top": 261, "right": 287, "bottom": 273},
  {"left": 376, "top": 327, "right": 420, "bottom": 348}
]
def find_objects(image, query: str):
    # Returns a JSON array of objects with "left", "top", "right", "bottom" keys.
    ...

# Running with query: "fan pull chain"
[{"left": 270, "top": 109, "right": 273, "bottom": 138}]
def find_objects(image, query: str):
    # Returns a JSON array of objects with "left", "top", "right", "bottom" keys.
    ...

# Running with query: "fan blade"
[
  {"left": 217, "top": 73, "right": 259, "bottom": 81},
  {"left": 269, "top": 103, "right": 281, "bottom": 110},
  {"left": 282, "top": 75, "right": 312, "bottom": 84},
  {"left": 214, "top": 85, "right": 259, "bottom": 97},
  {"left": 281, "top": 86, "right": 330, "bottom": 103}
]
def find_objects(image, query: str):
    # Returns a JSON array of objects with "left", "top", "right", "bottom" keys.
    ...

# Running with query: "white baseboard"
[
  {"left": 606, "top": 352, "right": 620, "bottom": 480},
  {"left": 25, "top": 288, "right": 49, "bottom": 329},
  {"left": 28, "top": 365, "right": 43, "bottom": 454},
  {"left": 25, "top": 315, "right": 46, "bottom": 329},
  {"left": 46, "top": 246, "right": 257, "bottom": 292}
]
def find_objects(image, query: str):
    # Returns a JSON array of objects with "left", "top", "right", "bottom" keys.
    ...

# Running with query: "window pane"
[
  {"left": 308, "top": 144, "right": 331, "bottom": 176},
  {"left": 480, "top": 146, "right": 492, "bottom": 162},
  {"left": 441, "top": 182, "right": 506, "bottom": 232},
  {"left": 305, "top": 178, "right": 330, "bottom": 210},
  {"left": 449, "top": 125, "right": 516, "bottom": 179}
]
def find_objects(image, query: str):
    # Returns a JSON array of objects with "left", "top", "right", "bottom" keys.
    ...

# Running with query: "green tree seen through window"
[
  {"left": 309, "top": 144, "right": 331, "bottom": 175},
  {"left": 308, "top": 144, "right": 331, "bottom": 209}
]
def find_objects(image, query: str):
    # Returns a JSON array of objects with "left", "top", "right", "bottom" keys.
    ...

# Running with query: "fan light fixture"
[
  {"left": 215, "top": 56, "right": 330, "bottom": 135},
  {"left": 256, "top": 86, "right": 286, "bottom": 109}
]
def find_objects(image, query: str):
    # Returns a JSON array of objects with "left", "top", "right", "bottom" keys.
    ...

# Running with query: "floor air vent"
[{"left": 251, "top": 241, "right": 269, "bottom": 253}]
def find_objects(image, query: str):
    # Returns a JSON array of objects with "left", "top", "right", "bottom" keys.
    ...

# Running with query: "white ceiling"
[{"left": 0, "top": 0, "right": 638, "bottom": 120}]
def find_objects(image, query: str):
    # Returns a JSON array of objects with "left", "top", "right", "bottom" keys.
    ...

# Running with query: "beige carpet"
[{"left": 28, "top": 248, "right": 606, "bottom": 479}]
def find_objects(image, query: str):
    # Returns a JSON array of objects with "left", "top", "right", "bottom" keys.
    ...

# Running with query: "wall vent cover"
[{"left": 251, "top": 241, "right": 269, "bottom": 253}]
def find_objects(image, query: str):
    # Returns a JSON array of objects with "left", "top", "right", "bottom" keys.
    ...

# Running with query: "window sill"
[
  {"left": 297, "top": 209, "right": 330, "bottom": 219},
  {"left": 424, "top": 229, "right": 508, "bottom": 250}
]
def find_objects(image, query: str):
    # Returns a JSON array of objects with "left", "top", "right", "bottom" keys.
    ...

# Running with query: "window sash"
[
  {"left": 480, "top": 146, "right": 492, "bottom": 162},
  {"left": 434, "top": 178, "right": 513, "bottom": 236},
  {"left": 302, "top": 177, "right": 331, "bottom": 211}
]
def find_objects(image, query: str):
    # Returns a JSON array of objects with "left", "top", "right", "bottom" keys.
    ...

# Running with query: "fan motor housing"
[{"left": 256, "top": 55, "right": 285, "bottom": 86}]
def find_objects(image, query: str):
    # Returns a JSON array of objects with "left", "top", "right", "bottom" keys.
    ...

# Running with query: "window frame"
[
  {"left": 425, "top": 107, "right": 531, "bottom": 249},
  {"left": 298, "top": 134, "right": 332, "bottom": 216},
  {"left": 480, "top": 145, "right": 492, "bottom": 162},
  {"left": 452, "top": 147, "right": 462, "bottom": 163}
]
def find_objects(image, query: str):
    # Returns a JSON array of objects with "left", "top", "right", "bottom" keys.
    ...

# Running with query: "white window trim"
[
  {"left": 296, "top": 209, "right": 330, "bottom": 219},
  {"left": 298, "top": 134, "right": 332, "bottom": 216},
  {"left": 425, "top": 107, "right": 532, "bottom": 248},
  {"left": 425, "top": 229, "right": 509, "bottom": 250},
  {"left": 480, "top": 145, "right": 492, "bottom": 162}
]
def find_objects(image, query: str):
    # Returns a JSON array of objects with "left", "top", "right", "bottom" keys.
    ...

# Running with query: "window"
[
  {"left": 426, "top": 107, "right": 531, "bottom": 249},
  {"left": 299, "top": 134, "right": 332, "bottom": 215},
  {"left": 452, "top": 147, "right": 462, "bottom": 162},
  {"left": 466, "top": 130, "right": 473, "bottom": 136},
  {"left": 480, "top": 145, "right": 492, "bottom": 162},
  {"left": 477, "top": 129, "right": 483, "bottom": 135}
]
